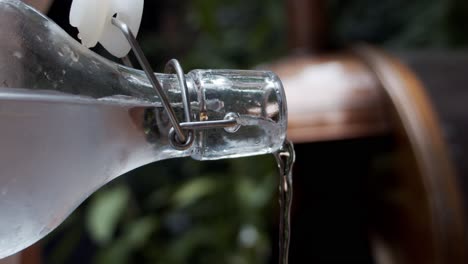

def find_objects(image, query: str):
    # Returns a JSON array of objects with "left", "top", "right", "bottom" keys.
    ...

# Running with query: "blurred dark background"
[{"left": 19, "top": 0, "right": 468, "bottom": 263}]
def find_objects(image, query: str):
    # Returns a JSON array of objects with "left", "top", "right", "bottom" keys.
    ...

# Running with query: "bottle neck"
[
  {"left": 116, "top": 68, "right": 288, "bottom": 163},
  {"left": 100, "top": 67, "right": 289, "bottom": 179},
  {"left": 0, "top": 0, "right": 287, "bottom": 162}
]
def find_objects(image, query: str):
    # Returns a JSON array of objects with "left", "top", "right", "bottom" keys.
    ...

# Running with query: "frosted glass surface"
[{"left": 0, "top": 0, "right": 287, "bottom": 257}]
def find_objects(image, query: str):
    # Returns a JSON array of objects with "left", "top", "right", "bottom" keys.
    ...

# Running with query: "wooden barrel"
[{"left": 266, "top": 46, "right": 468, "bottom": 263}]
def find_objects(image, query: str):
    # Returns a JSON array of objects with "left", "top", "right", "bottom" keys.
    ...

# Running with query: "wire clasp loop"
[{"left": 112, "top": 18, "right": 239, "bottom": 150}]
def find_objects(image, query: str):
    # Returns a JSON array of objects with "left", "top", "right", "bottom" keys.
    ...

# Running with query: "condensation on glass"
[{"left": 0, "top": 0, "right": 287, "bottom": 258}]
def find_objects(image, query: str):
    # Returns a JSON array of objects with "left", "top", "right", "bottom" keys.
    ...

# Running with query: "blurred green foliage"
[
  {"left": 139, "top": 0, "right": 286, "bottom": 69},
  {"left": 328, "top": 0, "right": 468, "bottom": 48}
]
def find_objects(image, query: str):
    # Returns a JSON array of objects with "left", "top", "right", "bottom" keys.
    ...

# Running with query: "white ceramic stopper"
[{"left": 69, "top": 0, "right": 144, "bottom": 58}]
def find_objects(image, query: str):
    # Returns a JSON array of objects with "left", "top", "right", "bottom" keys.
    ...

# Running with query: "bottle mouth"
[{"left": 188, "top": 70, "right": 288, "bottom": 160}]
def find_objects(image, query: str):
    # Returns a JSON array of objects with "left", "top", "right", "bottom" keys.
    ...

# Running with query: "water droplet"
[{"left": 70, "top": 51, "right": 79, "bottom": 62}]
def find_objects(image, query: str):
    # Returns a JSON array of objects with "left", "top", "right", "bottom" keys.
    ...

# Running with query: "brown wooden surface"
[
  {"left": 286, "top": 0, "right": 328, "bottom": 53},
  {"left": 0, "top": 254, "right": 20, "bottom": 264},
  {"left": 265, "top": 46, "right": 468, "bottom": 263},
  {"left": 0, "top": 245, "right": 41, "bottom": 264},
  {"left": 20, "top": 245, "right": 41, "bottom": 264},
  {"left": 355, "top": 46, "right": 467, "bottom": 264},
  {"left": 280, "top": 2, "right": 467, "bottom": 262},
  {"left": 265, "top": 53, "right": 389, "bottom": 143},
  {"left": 21, "top": 0, "right": 53, "bottom": 13}
]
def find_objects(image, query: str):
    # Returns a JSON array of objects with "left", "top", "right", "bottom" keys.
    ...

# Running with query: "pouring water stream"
[{"left": 274, "top": 139, "right": 295, "bottom": 264}]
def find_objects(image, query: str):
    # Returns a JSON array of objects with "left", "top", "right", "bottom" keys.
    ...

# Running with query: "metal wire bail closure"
[
  {"left": 165, "top": 59, "right": 195, "bottom": 150},
  {"left": 112, "top": 18, "right": 240, "bottom": 150},
  {"left": 111, "top": 18, "right": 188, "bottom": 142}
]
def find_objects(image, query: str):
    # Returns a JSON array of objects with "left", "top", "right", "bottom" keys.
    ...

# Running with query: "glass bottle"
[{"left": 0, "top": 0, "right": 287, "bottom": 258}]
